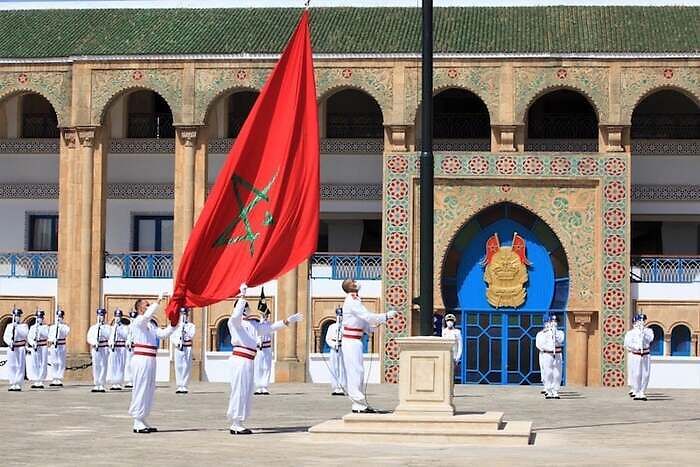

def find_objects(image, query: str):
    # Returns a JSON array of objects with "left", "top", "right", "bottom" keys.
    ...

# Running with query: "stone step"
[
  {"left": 309, "top": 415, "right": 533, "bottom": 446},
  {"left": 341, "top": 411, "right": 505, "bottom": 432}
]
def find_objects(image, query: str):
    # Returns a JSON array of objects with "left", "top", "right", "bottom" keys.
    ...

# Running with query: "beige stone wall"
[
  {"left": 635, "top": 300, "right": 700, "bottom": 356},
  {"left": 310, "top": 297, "right": 382, "bottom": 353}
]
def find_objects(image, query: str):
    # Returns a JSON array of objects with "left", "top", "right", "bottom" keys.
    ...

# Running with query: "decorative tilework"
[
  {"left": 383, "top": 151, "right": 630, "bottom": 386},
  {"left": 0, "top": 139, "right": 59, "bottom": 153},
  {"left": 632, "top": 184, "right": 700, "bottom": 201},
  {"left": 193, "top": 67, "right": 270, "bottom": 124},
  {"left": 0, "top": 71, "right": 71, "bottom": 127},
  {"left": 316, "top": 67, "right": 393, "bottom": 119}
]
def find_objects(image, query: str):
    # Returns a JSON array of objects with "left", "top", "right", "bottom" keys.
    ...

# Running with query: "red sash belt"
[
  {"left": 343, "top": 326, "right": 364, "bottom": 340},
  {"left": 232, "top": 346, "right": 257, "bottom": 360},
  {"left": 260, "top": 342, "right": 272, "bottom": 349},
  {"left": 13, "top": 340, "right": 26, "bottom": 347},
  {"left": 37, "top": 340, "right": 48, "bottom": 346},
  {"left": 133, "top": 343, "right": 158, "bottom": 357},
  {"left": 56, "top": 339, "right": 66, "bottom": 345},
  {"left": 631, "top": 350, "right": 650, "bottom": 356}
]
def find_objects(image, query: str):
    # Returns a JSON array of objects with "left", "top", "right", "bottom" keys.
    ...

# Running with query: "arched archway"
[
  {"left": 631, "top": 88, "right": 699, "bottom": 144},
  {"left": 525, "top": 89, "right": 599, "bottom": 152},
  {"left": 324, "top": 88, "right": 383, "bottom": 139},
  {"left": 671, "top": 324, "right": 691, "bottom": 356},
  {"left": 441, "top": 202, "right": 569, "bottom": 385},
  {"left": 0, "top": 316, "right": 11, "bottom": 347},
  {"left": 216, "top": 319, "right": 231, "bottom": 352},
  {"left": 649, "top": 324, "right": 664, "bottom": 356},
  {"left": 126, "top": 90, "right": 174, "bottom": 139}
]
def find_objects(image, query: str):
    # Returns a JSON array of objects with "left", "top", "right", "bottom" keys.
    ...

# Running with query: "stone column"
[
  {"left": 275, "top": 267, "right": 306, "bottom": 382},
  {"left": 692, "top": 334, "right": 698, "bottom": 357},
  {"left": 77, "top": 127, "right": 96, "bottom": 350},
  {"left": 174, "top": 127, "right": 198, "bottom": 260},
  {"left": 664, "top": 335, "right": 672, "bottom": 356},
  {"left": 569, "top": 311, "right": 594, "bottom": 386}
]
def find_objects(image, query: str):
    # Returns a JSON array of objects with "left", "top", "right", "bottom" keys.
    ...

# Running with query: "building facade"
[{"left": 0, "top": 6, "right": 699, "bottom": 386}]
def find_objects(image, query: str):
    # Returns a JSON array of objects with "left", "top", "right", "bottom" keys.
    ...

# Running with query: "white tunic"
[
  {"left": 87, "top": 323, "right": 111, "bottom": 386},
  {"left": 341, "top": 294, "right": 387, "bottom": 411},
  {"left": 226, "top": 300, "right": 286, "bottom": 423},
  {"left": 536, "top": 328, "right": 565, "bottom": 393},
  {"left": 325, "top": 321, "right": 346, "bottom": 392},
  {"left": 107, "top": 322, "right": 129, "bottom": 384},
  {"left": 26, "top": 323, "right": 50, "bottom": 382},
  {"left": 442, "top": 326, "right": 463, "bottom": 362},
  {"left": 254, "top": 320, "right": 273, "bottom": 391},
  {"left": 47, "top": 322, "right": 70, "bottom": 381},
  {"left": 3, "top": 322, "right": 28, "bottom": 386},
  {"left": 170, "top": 322, "right": 196, "bottom": 388},
  {"left": 624, "top": 326, "right": 654, "bottom": 395},
  {"left": 128, "top": 304, "right": 174, "bottom": 420}
]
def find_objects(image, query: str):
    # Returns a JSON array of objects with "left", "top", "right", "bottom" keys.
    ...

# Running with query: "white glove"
[
  {"left": 286, "top": 313, "right": 303, "bottom": 324},
  {"left": 386, "top": 310, "right": 399, "bottom": 319},
  {"left": 240, "top": 283, "right": 248, "bottom": 297}
]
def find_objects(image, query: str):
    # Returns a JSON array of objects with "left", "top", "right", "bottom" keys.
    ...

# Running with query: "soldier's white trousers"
[
  {"left": 107, "top": 348, "right": 127, "bottom": 384},
  {"left": 6, "top": 347, "right": 26, "bottom": 386},
  {"left": 628, "top": 353, "right": 650, "bottom": 395},
  {"left": 227, "top": 355, "right": 254, "bottom": 422},
  {"left": 128, "top": 354, "right": 157, "bottom": 420},
  {"left": 254, "top": 348, "right": 272, "bottom": 390},
  {"left": 329, "top": 348, "right": 346, "bottom": 392},
  {"left": 174, "top": 347, "right": 193, "bottom": 388},
  {"left": 539, "top": 352, "right": 561, "bottom": 393},
  {"left": 341, "top": 338, "right": 367, "bottom": 411},
  {"left": 26, "top": 346, "right": 48, "bottom": 382},
  {"left": 91, "top": 348, "right": 108, "bottom": 386},
  {"left": 48, "top": 345, "right": 67, "bottom": 380}
]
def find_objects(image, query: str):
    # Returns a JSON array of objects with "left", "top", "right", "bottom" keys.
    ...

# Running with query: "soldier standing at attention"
[
  {"left": 48, "top": 309, "right": 70, "bottom": 387},
  {"left": 26, "top": 309, "right": 50, "bottom": 389},
  {"left": 3, "top": 308, "right": 28, "bottom": 392},
  {"left": 87, "top": 308, "right": 111, "bottom": 393}
]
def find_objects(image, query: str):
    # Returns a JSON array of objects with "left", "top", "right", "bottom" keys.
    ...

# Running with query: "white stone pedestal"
[
  {"left": 394, "top": 336, "right": 455, "bottom": 415},
  {"left": 309, "top": 336, "right": 533, "bottom": 445}
]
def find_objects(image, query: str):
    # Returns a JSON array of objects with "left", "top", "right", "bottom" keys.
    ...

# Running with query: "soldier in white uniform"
[
  {"left": 26, "top": 310, "right": 50, "bottom": 389},
  {"left": 624, "top": 313, "right": 654, "bottom": 401},
  {"left": 441, "top": 313, "right": 463, "bottom": 372},
  {"left": 124, "top": 310, "right": 138, "bottom": 388},
  {"left": 254, "top": 309, "right": 274, "bottom": 395},
  {"left": 227, "top": 283, "right": 302, "bottom": 434},
  {"left": 128, "top": 294, "right": 174, "bottom": 433},
  {"left": 325, "top": 308, "right": 346, "bottom": 396},
  {"left": 3, "top": 308, "right": 28, "bottom": 391},
  {"left": 340, "top": 279, "right": 397, "bottom": 413},
  {"left": 170, "top": 307, "right": 196, "bottom": 394},
  {"left": 86, "top": 308, "right": 111, "bottom": 393},
  {"left": 536, "top": 314, "right": 565, "bottom": 399},
  {"left": 47, "top": 309, "right": 70, "bottom": 387},
  {"left": 107, "top": 309, "right": 129, "bottom": 390}
]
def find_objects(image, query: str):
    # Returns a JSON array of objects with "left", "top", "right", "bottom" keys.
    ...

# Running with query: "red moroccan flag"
[{"left": 166, "top": 12, "right": 319, "bottom": 325}]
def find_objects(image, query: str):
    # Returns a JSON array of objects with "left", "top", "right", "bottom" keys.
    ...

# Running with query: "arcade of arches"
[{"left": 0, "top": 57, "right": 699, "bottom": 386}]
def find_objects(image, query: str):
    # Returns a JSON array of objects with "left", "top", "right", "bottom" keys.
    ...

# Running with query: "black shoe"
[
  {"left": 146, "top": 427, "right": 158, "bottom": 432},
  {"left": 634, "top": 397, "right": 647, "bottom": 401},
  {"left": 8, "top": 388, "right": 19, "bottom": 392},
  {"left": 230, "top": 428, "right": 253, "bottom": 435},
  {"left": 49, "top": 383, "right": 59, "bottom": 387},
  {"left": 181, "top": 390, "right": 188, "bottom": 394},
  {"left": 175, "top": 390, "right": 183, "bottom": 394},
  {"left": 554, "top": 396, "right": 561, "bottom": 399},
  {"left": 133, "top": 428, "right": 150, "bottom": 434},
  {"left": 91, "top": 388, "right": 100, "bottom": 393},
  {"left": 545, "top": 395, "right": 554, "bottom": 399},
  {"left": 254, "top": 391, "right": 262, "bottom": 395},
  {"left": 540, "top": 390, "right": 547, "bottom": 395},
  {"left": 109, "top": 387, "right": 122, "bottom": 391},
  {"left": 125, "top": 384, "right": 133, "bottom": 389},
  {"left": 352, "top": 408, "right": 377, "bottom": 414}
]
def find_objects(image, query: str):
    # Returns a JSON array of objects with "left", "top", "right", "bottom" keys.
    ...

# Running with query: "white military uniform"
[
  {"left": 254, "top": 318, "right": 273, "bottom": 394},
  {"left": 26, "top": 321, "right": 50, "bottom": 386},
  {"left": 442, "top": 325, "right": 463, "bottom": 364},
  {"left": 226, "top": 299, "right": 289, "bottom": 431},
  {"left": 47, "top": 320, "right": 70, "bottom": 385},
  {"left": 325, "top": 321, "right": 346, "bottom": 394},
  {"left": 128, "top": 303, "right": 174, "bottom": 431},
  {"left": 624, "top": 324, "right": 654, "bottom": 399},
  {"left": 107, "top": 321, "right": 129, "bottom": 387},
  {"left": 170, "top": 321, "right": 196, "bottom": 392},
  {"left": 3, "top": 320, "right": 28, "bottom": 390},
  {"left": 87, "top": 322, "right": 111, "bottom": 390},
  {"left": 124, "top": 320, "right": 135, "bottom": 387},
  {"left": 341, "top": 294, "right": 388, "bottom": 412},
  {"left": 536, "top": 325, "right": 565, "bottom": 397}
]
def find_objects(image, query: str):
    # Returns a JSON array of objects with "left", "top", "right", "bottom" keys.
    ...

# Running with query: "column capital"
[
  {"left": 600, "top": 125, "right": 629, "bottom": 153},
  {"left": 176, "top": 126, "right": 200, "bottom": 147},
  {"left": 492, "top": 124, "right": 521, "bottom": 152},
  {"left": 572, "top": 310, "right": 595, "bottom": 331},
  {"left": 76, "top": 127, "right": 97, "bottom": 148},
  {"left": 61, "top": 128, "right": 77, "bottom": 149},
  {"left": 386, "top": 124, "right": 409, "bottom": 152}
]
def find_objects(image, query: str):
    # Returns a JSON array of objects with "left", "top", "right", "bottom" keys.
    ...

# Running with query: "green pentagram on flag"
[{"left": 212, "top": 171, "right": 277, "bottom": 255}]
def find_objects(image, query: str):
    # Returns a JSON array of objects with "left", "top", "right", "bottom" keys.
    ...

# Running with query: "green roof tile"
[{"left": 0, "top": 6, "right": 697, "bottom": 59}]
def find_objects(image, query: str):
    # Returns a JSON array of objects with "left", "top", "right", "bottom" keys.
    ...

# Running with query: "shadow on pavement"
[{"left": 536, "top": 417, "right": 700, "bottom": 431}]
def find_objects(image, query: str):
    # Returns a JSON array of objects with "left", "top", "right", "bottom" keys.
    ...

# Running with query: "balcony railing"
[
  {"left": 310, "top": 253, "right": 382, "bottom": 280},
  {"left": 104, "top": 252, "right": 173, "bottom": 278},
  {"left": 0, "top": 252, "right": 58, "bottom": 278},
  {"left": 631, "top": 256, "right": 700, "bottom": 283},
  {"left": 631, "top": 139, "right": 700, "bottom": 156},
  {"left": 525, "top": 138, "right": 598, "bottom": 152}
]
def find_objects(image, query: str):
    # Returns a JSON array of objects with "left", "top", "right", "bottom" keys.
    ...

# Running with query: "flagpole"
[{"left": 419, "top": 0, "right": 434, "bottom": 336}]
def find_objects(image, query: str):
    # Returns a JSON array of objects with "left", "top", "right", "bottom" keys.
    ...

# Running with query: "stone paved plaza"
[{"left": 1, "top": 381, "right": 698, "bottom": 466}]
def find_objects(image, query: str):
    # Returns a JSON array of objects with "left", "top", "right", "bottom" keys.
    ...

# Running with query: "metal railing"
[
  {"left": 525, "top": 138, "right": 599, "bottom": 152},
  {"left": 631, "top": 256, "right": 700, "bottom": 283},
  {"left": 310, "top": 253, "right": 382, "bottom": 280},
  {"left": 104, "top": 252, "right": 173, "bottom": 278},
  {"left": 0, "top": 252, "right": 58, "bottom": 278},
  {"left": 631, "top": 139, "right": 700, "bottom": 156}
]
